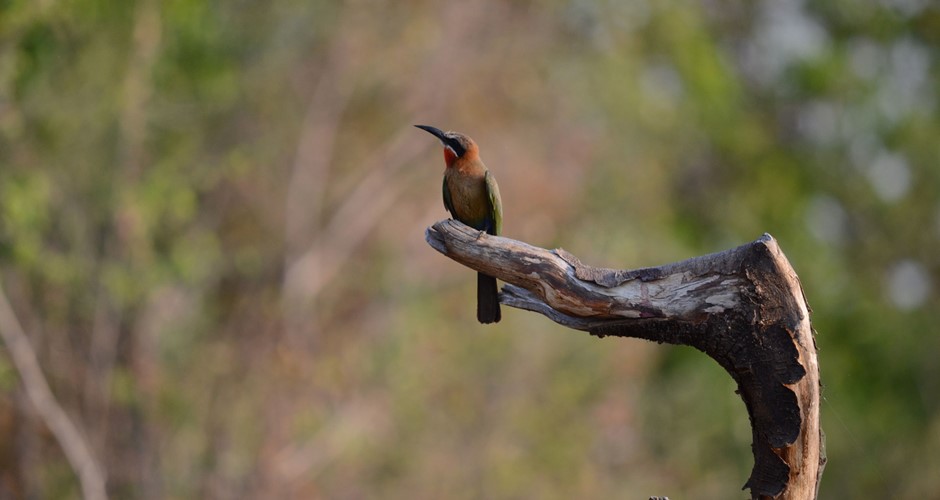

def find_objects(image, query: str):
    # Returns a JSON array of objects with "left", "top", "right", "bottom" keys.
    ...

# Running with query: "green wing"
[
  {"left": 442, "top": 175, "right": 455, "bottom": 217},
  {"left": 485, "top": 170, "right": 502, "bottom": 236}
]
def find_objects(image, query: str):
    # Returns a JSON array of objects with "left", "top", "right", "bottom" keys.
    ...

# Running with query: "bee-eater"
[{"left": 416, "top": 125, "right": 503, "bottom": 324}]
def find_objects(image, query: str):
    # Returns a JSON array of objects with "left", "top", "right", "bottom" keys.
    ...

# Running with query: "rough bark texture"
[{"left": 426, "top": 219, "right": 825, "bottom": 499}]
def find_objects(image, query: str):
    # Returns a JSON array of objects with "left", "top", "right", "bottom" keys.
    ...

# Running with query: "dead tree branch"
[
  {"left": 0, "top": 284, "right": 108, "bottom": 500},
  {"left": 426, "top": 219, "right": 825, "bottom": 499}
]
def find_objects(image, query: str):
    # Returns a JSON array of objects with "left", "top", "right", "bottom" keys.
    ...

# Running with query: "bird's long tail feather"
[{"left": 477, "top": 273, "right": 501, "bottom": 324}]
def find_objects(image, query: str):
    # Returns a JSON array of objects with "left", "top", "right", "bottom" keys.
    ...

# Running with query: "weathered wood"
[{"left": 426, "top": 219, "right": 825, "bottom": 499}]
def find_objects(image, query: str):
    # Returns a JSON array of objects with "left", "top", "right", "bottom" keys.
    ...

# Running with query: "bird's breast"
[{"left": 445, "top": 168, "right": 490, "bottom": 228}]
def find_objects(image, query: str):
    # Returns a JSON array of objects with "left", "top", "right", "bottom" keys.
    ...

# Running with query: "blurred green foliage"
[{"left": 1, "top": 0, "right": 938, "bottom": 498}]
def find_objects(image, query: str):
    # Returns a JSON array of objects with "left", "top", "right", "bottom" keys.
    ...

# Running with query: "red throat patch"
[{"left": 443, "top": 146, "right": 458, "bottom": 166}]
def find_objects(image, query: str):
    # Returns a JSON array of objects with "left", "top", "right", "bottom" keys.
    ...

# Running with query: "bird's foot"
[{"left": 475, "top": 229, "right": 486, "bottom": 240}]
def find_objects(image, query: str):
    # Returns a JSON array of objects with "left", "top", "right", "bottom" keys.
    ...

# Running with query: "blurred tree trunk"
[{"left": 427, "top": 219, "right": 825, "bottom": 499}]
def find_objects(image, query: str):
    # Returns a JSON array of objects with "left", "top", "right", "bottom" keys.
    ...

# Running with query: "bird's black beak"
[
  {"left": 415, "top": 124, "right": 446, "bottom": 141},
  {"left": 415, "top": 124, "right": 465, "bottom": 157}
]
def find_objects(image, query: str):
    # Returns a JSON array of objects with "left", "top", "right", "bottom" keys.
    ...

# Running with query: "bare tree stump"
[{"left": 426, "top": 219, "right": 825, "bottom": 499}]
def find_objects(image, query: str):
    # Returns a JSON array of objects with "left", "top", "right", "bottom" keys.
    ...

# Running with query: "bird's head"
[{"left": 415, "top": 125, "right": 479, "bottom": 166}]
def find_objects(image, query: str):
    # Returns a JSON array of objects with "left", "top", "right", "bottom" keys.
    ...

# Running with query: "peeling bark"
[{"left": 426, "top": 219, "right": 825, "bottom": 499}]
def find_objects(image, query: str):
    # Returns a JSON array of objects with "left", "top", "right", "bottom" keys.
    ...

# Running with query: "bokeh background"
[{"left": 1, "top": 0, "right": 938, "bottom": 498}]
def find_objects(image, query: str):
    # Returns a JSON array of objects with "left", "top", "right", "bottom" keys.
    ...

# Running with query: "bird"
[{"left": 415, "top": 124, "right": 503, "bottom": 324}]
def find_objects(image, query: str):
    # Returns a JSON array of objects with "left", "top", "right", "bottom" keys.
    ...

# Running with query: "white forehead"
[{"left": 443, "top": 132, "right": 468, "bottom": 145}]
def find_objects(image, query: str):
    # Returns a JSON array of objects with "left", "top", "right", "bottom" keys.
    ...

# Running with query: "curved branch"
[
  {"left": 0, "top": 285, "right": 107, "bottom": 500},
  {"left": 426, "top": 219, "right": 825, "bottom": 499}
]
